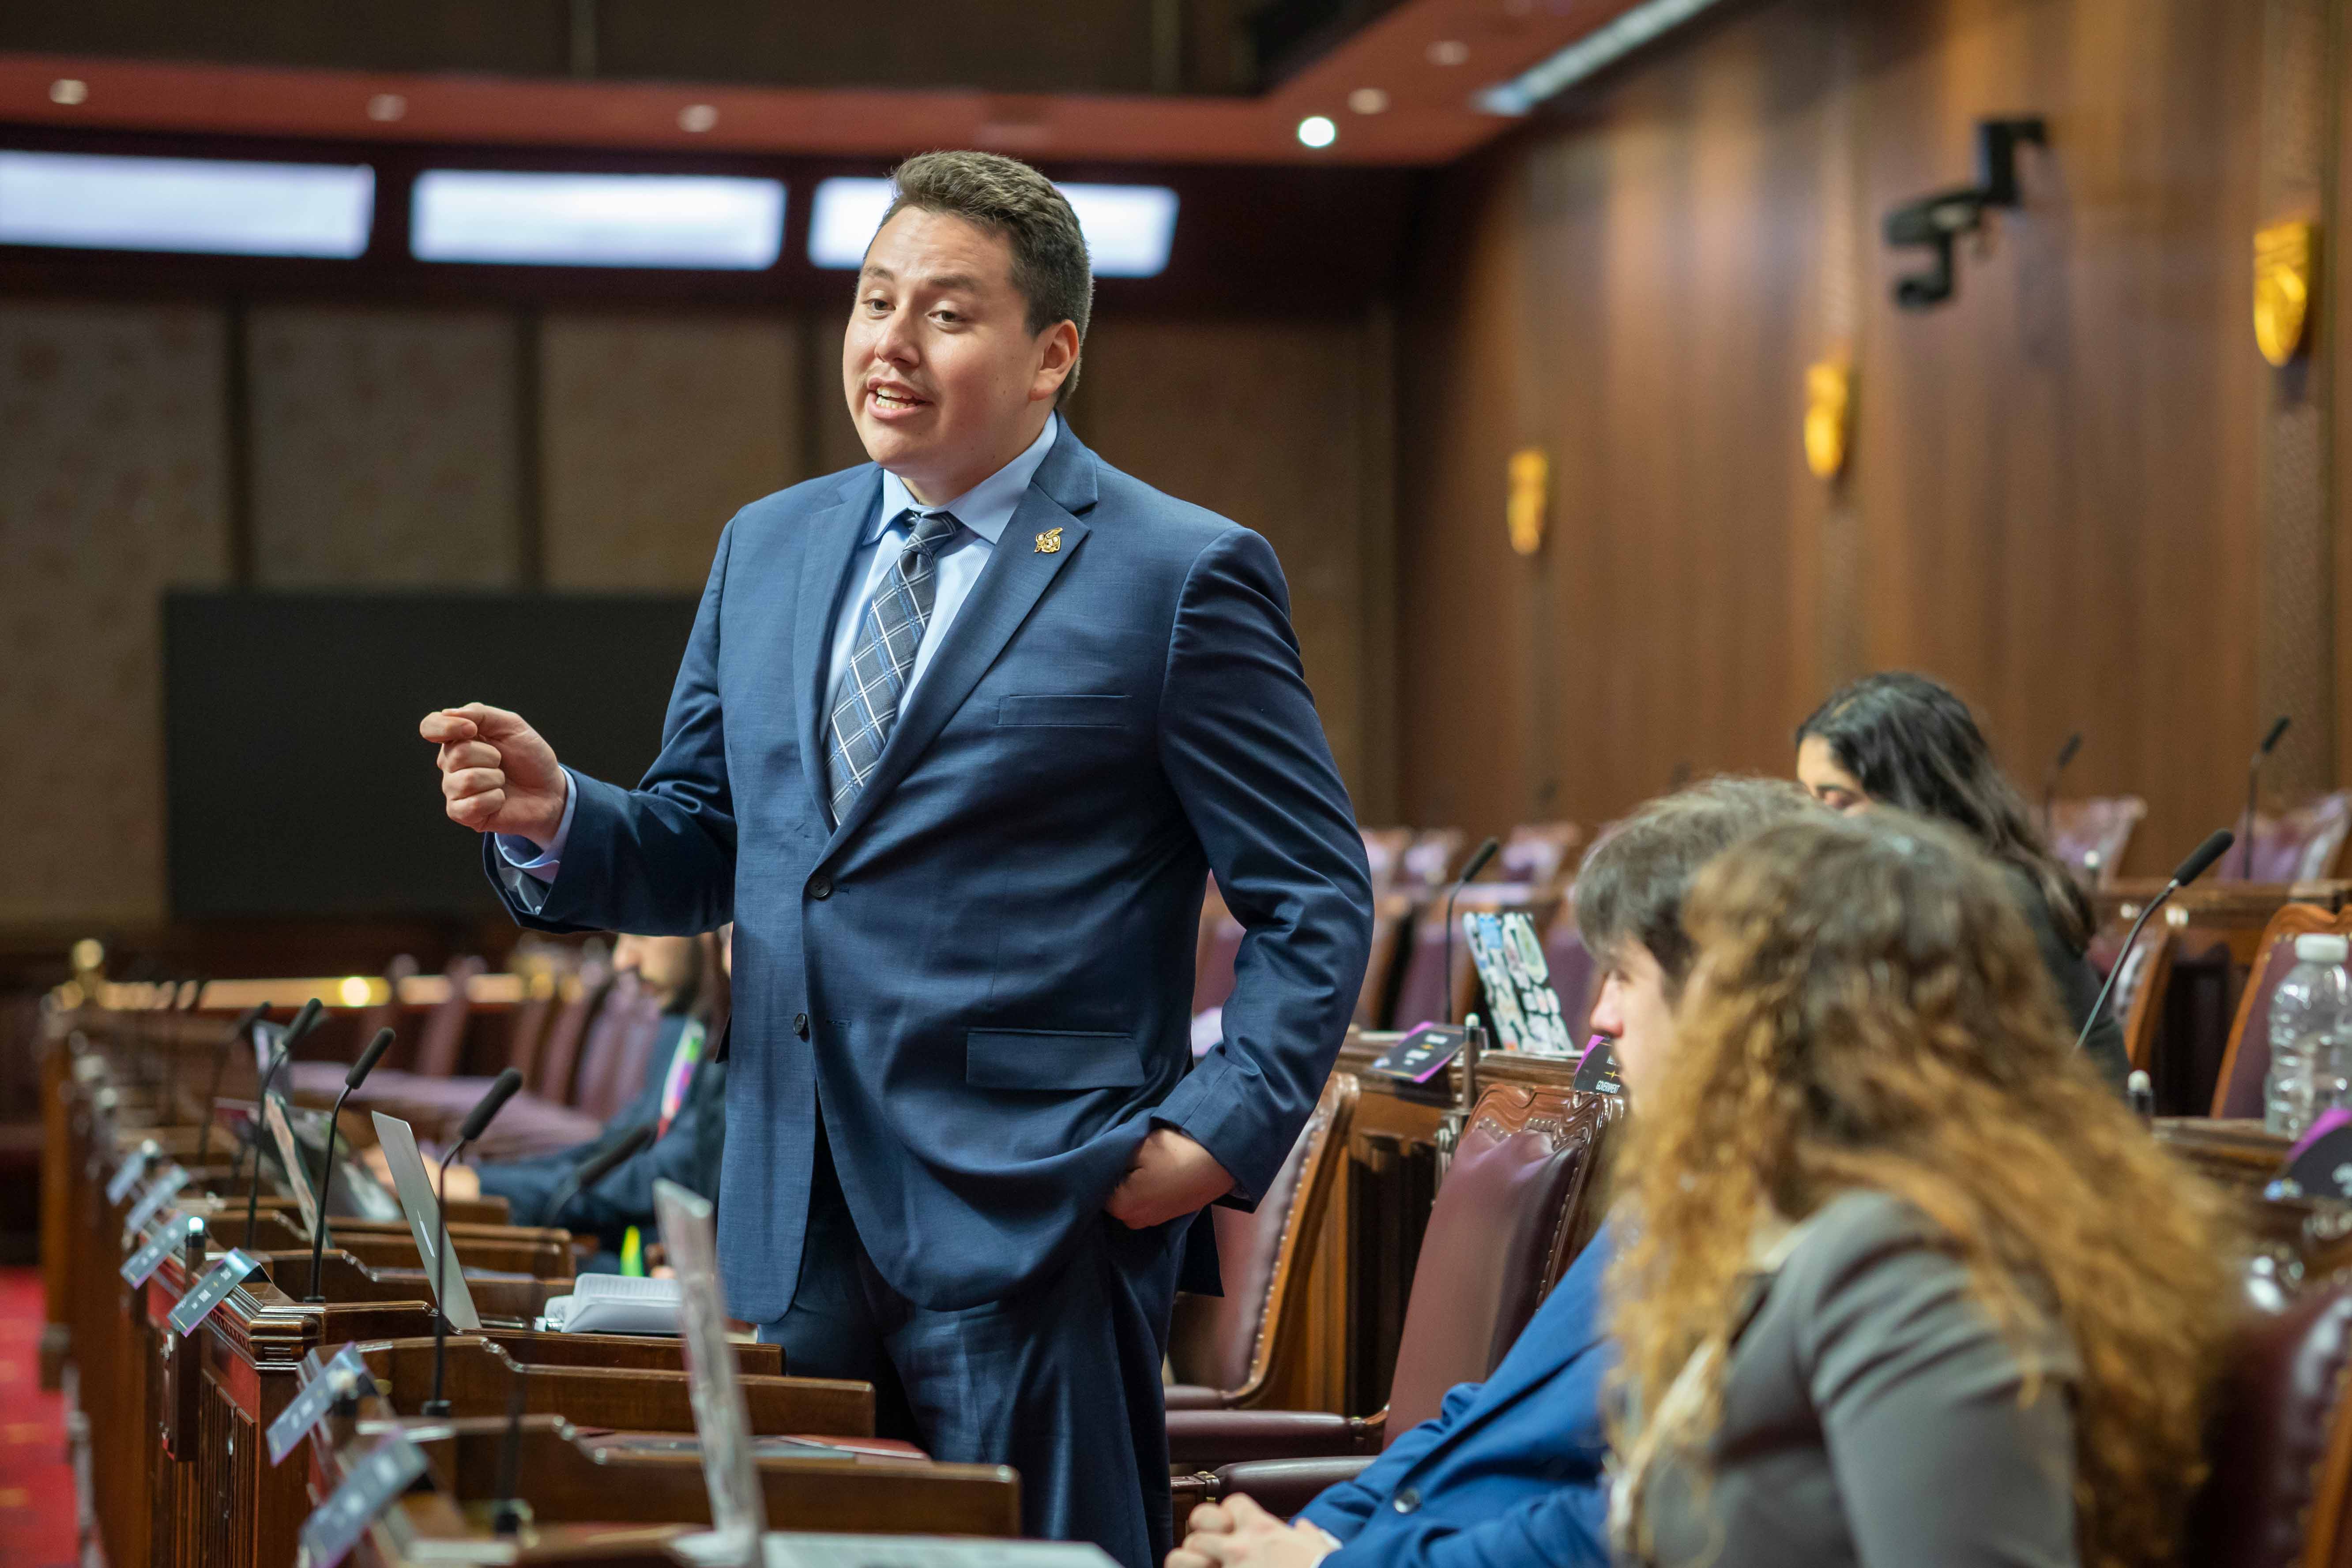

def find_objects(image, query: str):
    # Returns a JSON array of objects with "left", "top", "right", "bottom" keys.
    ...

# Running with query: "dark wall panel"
[{"left": 164, "top": 592, "right": 696, "bottom": 917}]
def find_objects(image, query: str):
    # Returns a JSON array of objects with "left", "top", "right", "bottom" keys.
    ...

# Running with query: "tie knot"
[{"left": 903, "top": 510, "right": 962, "bottom": 558}]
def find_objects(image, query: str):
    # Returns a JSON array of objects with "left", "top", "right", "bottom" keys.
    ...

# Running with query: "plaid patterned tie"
[{"left": 824, "top": 509, "right": 963, "bottom": 823}]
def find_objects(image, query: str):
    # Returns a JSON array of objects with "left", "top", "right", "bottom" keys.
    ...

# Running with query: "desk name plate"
[
  {"left": 105, "top": 1144, "right": 155, "bottom": 1204},
  {"left": 122, "top": 1165, "right": 192, "bottom": 1237},
  {"left": 267, "top": 1342, "right": 374, "bottom": 1466},
  {"left": 167, "top": 1248, "right": 260, "bottom": 1337},
  {"left": 297, "top": 1429, "right": 426, "bottom": 1568},
  {"left": 120, "top": 1218, "right": 189, "bottom": 1288}
]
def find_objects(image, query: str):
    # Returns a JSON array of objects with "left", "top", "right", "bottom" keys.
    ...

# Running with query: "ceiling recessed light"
[
  {"left": 48, "top": 79, "right": 88, "bottom": 106},
  {"left": 1296, "top": 115, "right": 1338, "bottom": 149},
  {"left": 678, "top": 103, "right": 719, "bottom": 133},
  {"left": 1347, "top": 87, "right": 1391, "bottom": 115},
  {"left": 1427, "top": 39, "right": 1471, "bottom": 65},
  {"left": 366, "top": 94, "right": 406, "bottom": 122}
]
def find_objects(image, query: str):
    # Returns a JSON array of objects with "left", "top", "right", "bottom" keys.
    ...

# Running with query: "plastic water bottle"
[{"left": 2265, "top": 933, "right": 2352, "bottom": 1137}]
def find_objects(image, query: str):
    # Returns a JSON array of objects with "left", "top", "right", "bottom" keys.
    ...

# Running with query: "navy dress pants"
[{"left": 758, "top": 1125, "right": 1187, "bottom": 1568}]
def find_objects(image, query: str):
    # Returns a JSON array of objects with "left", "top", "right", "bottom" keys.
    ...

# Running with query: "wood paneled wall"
[
  {"left": 1395, "top": 0, "right": 2333, "bottom": 875},
  {"left": 0, "top": 297, "right": 1392, "bottom": 926}
]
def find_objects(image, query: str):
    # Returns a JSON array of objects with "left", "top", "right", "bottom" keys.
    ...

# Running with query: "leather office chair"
[
  {"left": 2183, "top": 1278, "right": 2352, "bottom": 1568},
  {"left": 2226, "top": 792, "right": 2352, "bottom": 884},
  {"left": 1166, "top": 1083, "right": 1618, "bottom": 1479},
  {"left": 1388, "top": 885, "right": 1553, "bottom": 1032},
  {"left": 1498, "top": 822, "right": 1584, "bottom": 895},
  {"left": 571, "top": 973, "right": 664, "bottom": 1122},
  {"left": 1353, "top": 895, "right": 1412, "bottom": 1029},
  {"left": 534, "top": 959, "right": 613, "bottom": 1104},
  {"left": 2048, "top": 796, "right": 2146, "bottom": 889},
  {"left": 1195, "top": 881, "right": 1246, "bottom": 1019},
  {"left": 410, "top": 955, "right": 489, "bottom": 1078},
  {"left": 1361, "top": 828, "right": 1414, "bottom": 899},
  {"left": 2113, "top": 923, "right": 2178, "bottom": 1075},
  {"left": 2211, "top": 906, "right": 2352, "bottom": 1120},
  {"left": 1166, "top": 1076, "right": 1359, "bottom": 1411},
  {"left": 1400, "top": 830, "right": 1466, "bottom": 893}
]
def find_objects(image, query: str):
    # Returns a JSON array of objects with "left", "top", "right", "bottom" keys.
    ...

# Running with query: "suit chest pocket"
[{"left": 996, "top": 694, "right": 1130, "bottom": 728}]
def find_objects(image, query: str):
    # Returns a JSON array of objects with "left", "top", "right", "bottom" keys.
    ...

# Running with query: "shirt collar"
[{"left": 873, "top": 414, "right": 1060, "bottom": 547}]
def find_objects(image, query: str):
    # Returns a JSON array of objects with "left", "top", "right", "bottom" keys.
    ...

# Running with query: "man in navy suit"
[{"left": 420, "top": 150, "right": 1373, "bottom": 1568}]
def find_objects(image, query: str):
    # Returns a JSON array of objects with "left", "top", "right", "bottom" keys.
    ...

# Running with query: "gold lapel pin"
[{"left": 1034, "top": 527, "right": 1063, "bottom": 555}]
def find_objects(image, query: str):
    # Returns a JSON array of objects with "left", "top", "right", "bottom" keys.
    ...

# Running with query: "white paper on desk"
[
  {"left": 262, "top": 1094, "right": 320, "bottom": 1238},
  {"left": 657, "top": 1177, "right": 765, "bottom": 1567},
  {"left": 726, "top": 1535, "right": 1117, "bottom": 1568},
  {"left": 368, "top": 1111, "right": 480, "bottom": 1331}
]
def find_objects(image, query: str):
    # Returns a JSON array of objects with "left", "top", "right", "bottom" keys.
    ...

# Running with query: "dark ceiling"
[{"left": 0, "top": 0, "right": 1368, "bottom": 98}]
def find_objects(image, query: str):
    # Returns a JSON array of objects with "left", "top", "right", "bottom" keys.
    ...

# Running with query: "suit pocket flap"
[
  {"left": 996, "top": 694, "right": 1129, "bottom": 727},
  {"left": 966, "top": 1029, "right": 1146, "bottom": 1090}
]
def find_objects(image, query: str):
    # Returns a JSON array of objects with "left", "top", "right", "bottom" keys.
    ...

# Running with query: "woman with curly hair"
[{"left": 1606, "top": 810, "right": 2233, "bottom": 1568}]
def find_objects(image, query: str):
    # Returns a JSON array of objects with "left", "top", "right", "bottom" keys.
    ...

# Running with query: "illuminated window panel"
[
  {"left": 808, "top": 176, "right": 1179, "bottom": 278},
  {"left": 411, "top": 170, "right": 785, "bottom": 269},
  {"left": 0, "top": 150, "right": 373, "bottom": 257}
]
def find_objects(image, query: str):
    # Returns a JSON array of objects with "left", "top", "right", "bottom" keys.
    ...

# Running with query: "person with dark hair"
[
  {"left": 1795, "top": 671, "right": 2131, "bottom": 1089},
  {"left": 1173, "top": 779, "right": 1815, "bottom": 1568},
  {"left": 418, "top": 148, "right": 1372, "bottom": 1568},
  {"left": 1607, "top": 810, "right": 2231, "bottom": 1568}
]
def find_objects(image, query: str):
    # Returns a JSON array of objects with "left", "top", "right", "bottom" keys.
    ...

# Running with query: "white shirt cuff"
[{"left": 494, "top": 769, "right": 575, "bottom": 884}]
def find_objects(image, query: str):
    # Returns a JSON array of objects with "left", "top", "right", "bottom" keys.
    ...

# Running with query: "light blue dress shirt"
[{"left": 500, "top": 415, "right": 1062, "bottom": 882}]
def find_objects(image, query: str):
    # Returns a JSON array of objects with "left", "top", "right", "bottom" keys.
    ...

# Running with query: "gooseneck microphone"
[
  {"left": 2243, "top": 716, "right": 2293, "bottom": 879},
  {"left": 2042, "top": 731, "right": 2083, "bottom": 839},
  {"left": 241, "top": 998, "right": 325, "bottom": 1248},
  {"left": 195, "top": 1004, "right": 269, "bottom": 1169},
  {"left": 304, "top": 1028, "right": 395, "bottom": 1303},
  {"left": 425, "top": 1068, "right": 524, "bottom": 1418},
  {"left": 2076, "top": 829, "right": 2235, "bottom": 1057},
  {"left": 1441, "top": 837, "right": 1502, "bottom": 1028},
  {"left": 542, "top": 1123, "right": 653, "bottom": 1229}
]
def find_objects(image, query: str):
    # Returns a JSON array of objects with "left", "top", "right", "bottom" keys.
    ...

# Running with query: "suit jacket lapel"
[
  {"left": 822, "top": 430, "right": 1101, "bottom": 854},
  {"left": 793, "top": 467, "right": 882, "bottom": 822}
]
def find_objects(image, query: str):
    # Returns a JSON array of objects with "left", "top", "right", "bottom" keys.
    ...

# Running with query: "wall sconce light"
[
  {"left": 1883, "top": 117, "right": 2046, "bottom": 310},
  {"left": 1507, "top": 447, "right": 1549, "bottom": 555},
  {"left": 1803, "top": 361, "right": 1852, "bottom": 480},
  {"left": 2254, "top": 218, "right": 2317, "bottom": 367}
]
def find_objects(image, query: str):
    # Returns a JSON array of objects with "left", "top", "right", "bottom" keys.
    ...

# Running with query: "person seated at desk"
[
  {"left": 1794, "top": 670, "right": 2132, "bottom": 1090},
  {"left": 1605, "top": 809, "right": 2230, "bottom": 1568},
  {"left": 1174, "top": 777, "right": 1815, "bottom": 1568},
  {"left": 367, "top": 930, "right": 726, "bottom": 1269}
]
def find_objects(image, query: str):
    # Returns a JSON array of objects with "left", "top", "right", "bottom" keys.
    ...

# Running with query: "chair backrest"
[
  {"left": 1400, "top": 829, "right": 1466, "bottom": 892},
  {"left": 2228, "top": 793, "right": 2352, "bottom": 884},
  {"left": 2183, "top": 1278, "right": 2352, "bottom": 1568},
  {"left": 2211, "top": 905, "right": 2352, "bottom": 1119},
  {"left": 1361, "top": 828, "right": 1414, "bottom": 898},
  {"left": 1166, "top": 1075, "right": 1359, "bottom": 1401},
  {"left": 2114, "top": 923, "right": 2177, "bottom": 1075},
  {"left": 2049, "top": 796, "right": 2147, "bottom": 888},
  {"left": 1498, "top": 822, "right": 1584, "bottom": 893},
  {"left": 566, "top": 969, "right": 645, "bottom": 1114},
  {"left": 410, "top": 956, "right": 486, "bottom": 1079},
  {"left": 501, "top": 983, "right": 555, "bottom": 1086},
  {"left": 1382, "top": 1083, "right": 1620, "bottom": 1440},
  {"left": 1194, "top": 884, "right": 1246, "bottom": 1019},
  {"left": 1542, "top": 896, "right": 1599, "bottom": 1046},
  {"left": 590, "top": 993, "right": 670, "bottom": 1122},
  {"left": 1388, "top": 885, "right": 1552, "bottom": 1032},
  {"left": 349, "top": 954, "right": 419, "bottom": 1066},
  {"left": 533, "top": 959, "right": 610, "bottom": 1103}
]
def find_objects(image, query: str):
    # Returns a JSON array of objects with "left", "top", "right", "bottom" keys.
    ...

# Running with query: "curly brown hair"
[{"left": 1608, "top": 809, "right": 2235, "bottom": 1568}]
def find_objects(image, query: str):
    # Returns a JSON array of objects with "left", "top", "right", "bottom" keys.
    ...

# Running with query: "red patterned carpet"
[{"left": 0, "top": 1269, "right": 75, "bottom": 1568}]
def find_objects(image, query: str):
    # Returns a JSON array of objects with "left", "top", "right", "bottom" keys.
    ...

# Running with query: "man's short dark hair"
[
  {"left": 881, "top": 150, "right": 1093, "bottom": 402},
  {"left": 1574, "top": 777, "right": 1816, "bottom": 993}
]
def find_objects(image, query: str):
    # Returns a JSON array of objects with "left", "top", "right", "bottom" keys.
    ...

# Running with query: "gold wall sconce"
[
  {"left": 1804, "top": 361, "right": 1852, "bottom": 480},
  {"left": 2255, "top": 218, "right": 2317, "bottom": 368},
  {"left": 1506, "top": 446, "right": 1548, "bottom": 556}
]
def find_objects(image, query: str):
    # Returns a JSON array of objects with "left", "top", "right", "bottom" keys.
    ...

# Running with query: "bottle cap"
[{"left": 2294, "top": 933, "right": 2351, "bottom": 965}]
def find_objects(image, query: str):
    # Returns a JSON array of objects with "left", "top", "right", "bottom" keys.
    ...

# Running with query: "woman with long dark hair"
[
  {"left": 1794, "top": 672, "right": 2130, "bottom": 1088},
  {"left": 1607, "top": 810, "right": 2232, "bottom": 1568}
]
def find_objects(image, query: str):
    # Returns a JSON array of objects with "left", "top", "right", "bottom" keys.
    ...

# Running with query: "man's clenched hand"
[
  {"left": 1106, "top": 1128, "right": 1234, "bottom": 1230},
  {"left": 419, "top": 703, "right": 568, "bottom": 847}
]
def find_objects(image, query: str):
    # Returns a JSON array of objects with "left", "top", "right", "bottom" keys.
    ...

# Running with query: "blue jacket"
[
  {"left": 1297, "top": 1224, "right": 1616, "bottom": 1568},
  {"left": 476, "top": 1013, "right": 715, "bottom": 1249},
  {"left": 486, "top": 425, "right": 1373, "bottom": 1319}
]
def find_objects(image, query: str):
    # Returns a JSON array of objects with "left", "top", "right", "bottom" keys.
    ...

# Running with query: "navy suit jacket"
[
  {"left": 1295, "top": 1223, "right": 1616, "bottom": 1568},
  {"left": 487, "top": 425, "right": 1373, "bottom": 1319},
  {"left": 476, "top": 1013, "right": 716, "bottom": 1247}
]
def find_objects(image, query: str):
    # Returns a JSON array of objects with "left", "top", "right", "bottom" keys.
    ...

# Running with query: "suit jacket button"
[
  {"left": 809, "top": 873, "right": 833, "bottom": 900},
  {"left": 793, "top": 1013, "right": 810, "bottom": 1040},
  {"left": 1392, "top": 1489, "right": 1420, "bottom": 1514}
]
